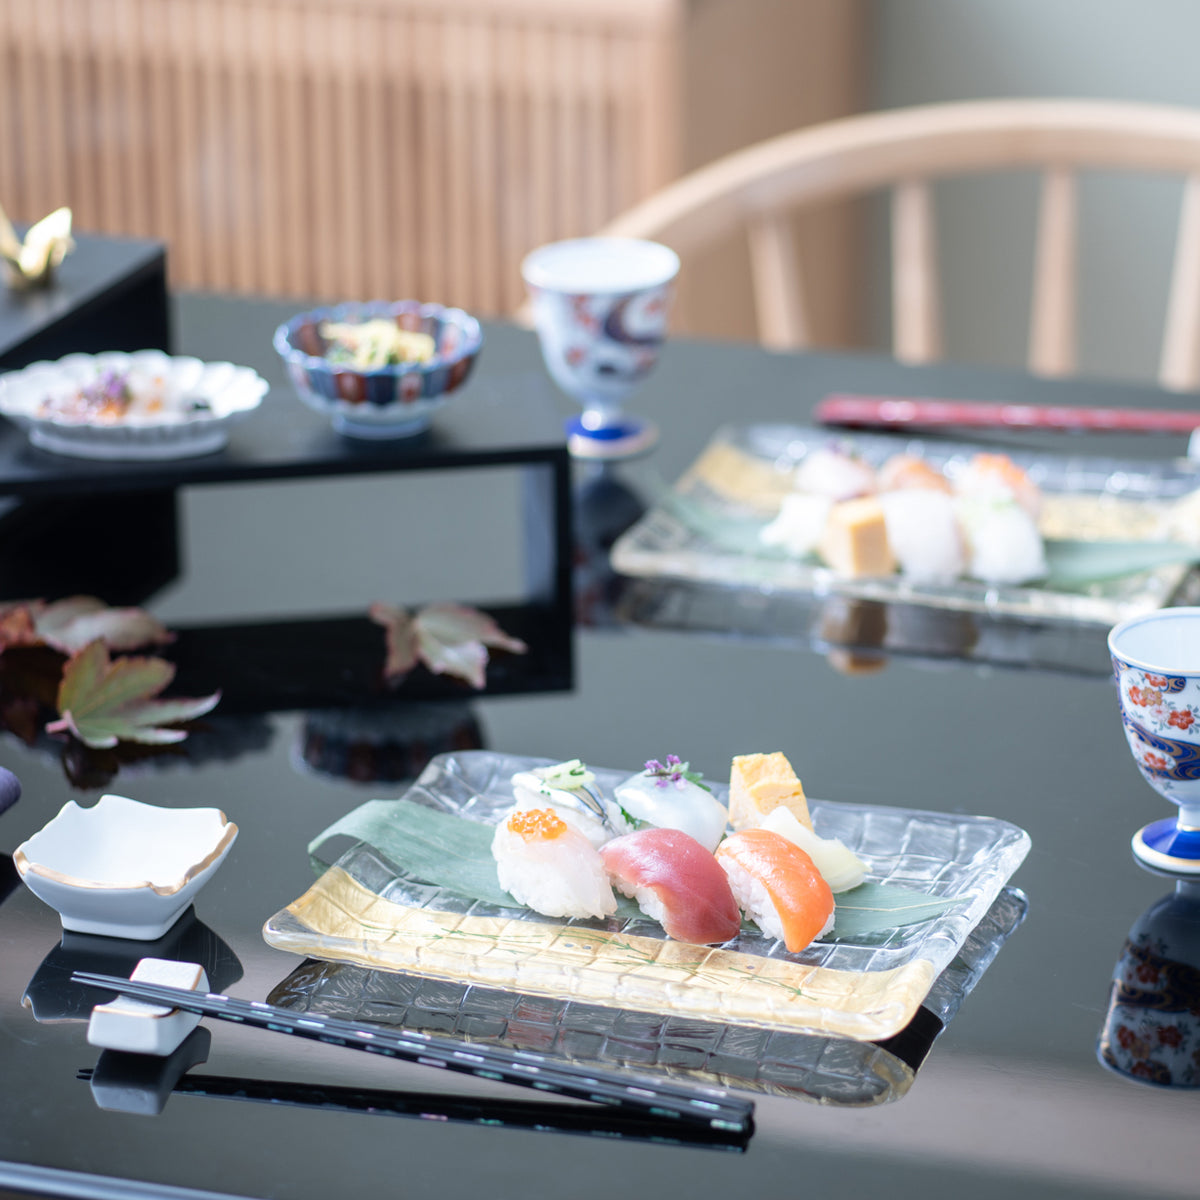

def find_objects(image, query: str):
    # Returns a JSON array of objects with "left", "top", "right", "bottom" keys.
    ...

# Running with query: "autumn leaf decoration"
[
  {"left": 369, "top": 602, "right": 528, "bottom": 690},
  {"left": 46, "top": 640, "right": 220, "bottom": 749},
  {"left": 0, "top": 595, "right": 173, "bottom": 656},
  {"left": 0, "top": 596, "right": 217, "bottom": 749}
]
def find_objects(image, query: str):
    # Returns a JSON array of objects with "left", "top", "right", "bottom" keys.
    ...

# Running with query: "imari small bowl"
[
  {"left": 1110, "top": 608, "right": 1200, "bottom": 874},
  {"left": 273, "top": 300, "right": 482, "bottom": 440}
]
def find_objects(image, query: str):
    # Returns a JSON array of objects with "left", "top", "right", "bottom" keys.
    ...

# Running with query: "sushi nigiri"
[
  {"left": 614, "top": 756, "right": 729, "bottom": 852},
  {"left": 877, "top": 453, "right": 952, "bottom": 494},
  {"left": 511, "top": 759, "right": 633, "bottom": 848},
  {"left": 715, "top": 829, "right": 835, "bottom": 953},
  {"left": 492, "top": 807, "right": 616, "bottom": 919},
  {"left": 878, "top": 488, "right": 965, "bottom": 583},
  {"left": 953, "top": 452, "right": 1041, "bottom": 518},
  {"left": 759, "top": 492, "right": 833, "bottom": 557},
  {"left": 794, "top": 446, "right": 877, "bottom": 501},
  {"left": 956, "top": 496, "right": 1047, "bottom": 585},
  {"left": 600, "top": 828, "right": 742, "bottom": 945}
]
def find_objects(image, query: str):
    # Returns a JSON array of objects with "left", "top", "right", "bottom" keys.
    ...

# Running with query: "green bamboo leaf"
[
  {"left": 1042, "top": 538, "right": 1200, "bottom": 587},
  {"left": 829, "top": 881, "right": 963, "bottom": 939}
]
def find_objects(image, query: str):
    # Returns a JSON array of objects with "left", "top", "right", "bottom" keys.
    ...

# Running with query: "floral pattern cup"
[
  {"left": 521, "top": 237, "right": 679, "bottom": 460},
  {"left": 1109, "top": 608, "right": 1200, "bottom": 873}
]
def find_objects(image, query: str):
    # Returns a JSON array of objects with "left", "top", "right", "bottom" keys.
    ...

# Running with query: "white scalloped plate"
[{"left": 0, "top": 350, "right": 268, "bottom": 460}]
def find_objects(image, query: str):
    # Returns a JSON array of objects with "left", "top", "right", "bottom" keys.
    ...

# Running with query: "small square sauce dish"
[{"left": 13, "top": 795, "right": 238, "bottom": 940}]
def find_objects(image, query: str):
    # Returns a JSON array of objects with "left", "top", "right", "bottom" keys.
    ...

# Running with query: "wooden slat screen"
[{"left": 0, "top": 0, "right": 681, "bottom": 314}]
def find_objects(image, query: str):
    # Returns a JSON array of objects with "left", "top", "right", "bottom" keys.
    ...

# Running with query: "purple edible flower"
[{"left": 644, "top": 754, "right": 693, "bottom": 789}]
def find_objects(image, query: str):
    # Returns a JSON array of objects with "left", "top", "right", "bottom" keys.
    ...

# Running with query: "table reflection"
[
  {"left": 22, "top": 910, "right": 243, "bottom": 1023},
  {"left": 1099, "top": 871, "right": 1200, "bottom": 1088}
]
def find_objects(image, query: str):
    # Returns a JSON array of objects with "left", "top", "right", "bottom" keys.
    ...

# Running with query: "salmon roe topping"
[{"left": 507, "top": 808, "right": 568, "bottom": 840}]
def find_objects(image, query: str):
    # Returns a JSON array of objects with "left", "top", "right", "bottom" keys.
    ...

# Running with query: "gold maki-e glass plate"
[
  {"left": 267, "top": 886, "right": 1028, "bottom": 1109},
  {"left": 610, "top": 424, "right": 1200, "bottom": 625},
  {"left": 264, "top": 752, "right": 1030, "bottom": 1043}
]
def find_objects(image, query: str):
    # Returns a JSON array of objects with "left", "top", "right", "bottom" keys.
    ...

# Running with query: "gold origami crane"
[{"left": 0, "top": 203, "right": 74, "bottom": 289}]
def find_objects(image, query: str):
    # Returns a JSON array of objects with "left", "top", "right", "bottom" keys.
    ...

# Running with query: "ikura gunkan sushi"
[
  {"left": 715, "top": 828, "right": 835, "bottom": 953},
  {"left": 492, "top": 807, "right": 616, "bottom": 920},
  {"left": 600, "top": 827, "right": 742, "bottom": 945}
]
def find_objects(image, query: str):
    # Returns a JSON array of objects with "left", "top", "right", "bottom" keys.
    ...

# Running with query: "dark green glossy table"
[{"left": 1, "top": 294, "right": 1197, "bottom": 1200}]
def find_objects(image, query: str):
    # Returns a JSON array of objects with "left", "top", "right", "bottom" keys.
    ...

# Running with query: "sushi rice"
[{"left": 721, "top": 856, "right": 833, "bottom": 946}]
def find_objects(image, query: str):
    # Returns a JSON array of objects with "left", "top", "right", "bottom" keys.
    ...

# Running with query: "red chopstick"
[{"left": 816, "top": 394, "right": 1200, "bottom": 435}]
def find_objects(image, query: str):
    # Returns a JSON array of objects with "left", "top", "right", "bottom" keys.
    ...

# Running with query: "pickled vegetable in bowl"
[
  {"left": 319, "top": 318, "right": 436, "bottom": 369},
  {"left": 274, "top": 300, "right": 483, "bottom": 440}
]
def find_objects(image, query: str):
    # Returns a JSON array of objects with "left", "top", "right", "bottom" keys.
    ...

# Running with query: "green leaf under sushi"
[
  {"left": 309, "top": 797, "right": 517, "bottom": 909},
  {"left": 1042, "top": 538, "right": 1200, "bottom": 588},
  {"left": 827, "top": 882, "right": 963, "bottom": 939},
  {"left": 309, "top": 798, "right": 959, "bottom": 939}
]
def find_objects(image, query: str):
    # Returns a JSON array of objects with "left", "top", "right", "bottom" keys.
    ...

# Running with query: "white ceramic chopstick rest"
[{"left": 87, "top": 958, "right": 209, "bottom": 1056}]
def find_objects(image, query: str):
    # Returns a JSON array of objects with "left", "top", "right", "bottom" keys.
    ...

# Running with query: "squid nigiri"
[
  {"left": 492, "top": 807, "right": 616, "bottom": 919},
  {"left": 614, "top": 756, "right": 729, "bottom": 852},
  {"left": 714, "top": 829, "right": 835, "bottom": 953},
  {"left": 600, "top": 828, "right": 742, "bottom": 945}
]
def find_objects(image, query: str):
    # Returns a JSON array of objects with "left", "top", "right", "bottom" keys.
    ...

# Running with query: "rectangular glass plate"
[
  {"left": 264, "top": 751, "right": 1031, "bottom": 1043},
  {"left": 267, "top": 886, "right": 1028, "bottom": 1109},
  {"left": 610, "top": 424, "right": 1200, "bottom": 624}
]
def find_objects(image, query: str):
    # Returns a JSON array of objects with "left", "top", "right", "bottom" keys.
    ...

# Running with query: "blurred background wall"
[
  {"left": 6, "top": 0, "right": 1200, "bottom": 382},
  {"left": 870, "top": 0, "right": 1200, "bottom": 382}
]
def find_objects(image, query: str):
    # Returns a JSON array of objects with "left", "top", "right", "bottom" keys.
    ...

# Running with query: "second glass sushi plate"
[
  {"left": 264, "top": 751, "right": 1031, "bottom": 1043},
  {"left": 610, "top": 424, "right": 1200, "bottom": 625}
]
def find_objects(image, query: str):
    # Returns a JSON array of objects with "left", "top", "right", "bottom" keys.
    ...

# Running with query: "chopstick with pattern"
[{"left": 71, "top": 971, "right": 754, "bottom": 1132}]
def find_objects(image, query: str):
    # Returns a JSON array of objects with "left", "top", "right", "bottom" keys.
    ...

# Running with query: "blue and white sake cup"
[
  {"left": 1109, "top": 608, "right": 1200, "bottom": 873},
  {"left": 521, "top": 237, "right": 679, "bottom": 460}
]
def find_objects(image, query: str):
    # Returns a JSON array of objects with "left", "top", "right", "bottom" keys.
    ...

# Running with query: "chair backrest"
[{"left": 596, "top": 98, "right": 1200, "bottom": 390}]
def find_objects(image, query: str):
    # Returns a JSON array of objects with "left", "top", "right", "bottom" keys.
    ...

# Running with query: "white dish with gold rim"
[{"left": 13, "top": 794, "right": 238, "bottom": 939}]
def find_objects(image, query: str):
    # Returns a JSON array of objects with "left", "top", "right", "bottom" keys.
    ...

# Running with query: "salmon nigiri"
[
  {"left": 714, "top": 829, "right": 834, "bottom": 953},
  {"left": 600, "top": 828, "right": 742, "bottom": 945}
]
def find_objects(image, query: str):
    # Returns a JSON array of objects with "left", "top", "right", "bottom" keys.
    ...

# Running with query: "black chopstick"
[{"left": 71, "top": 971, "right": 754, "bottom": 1132}]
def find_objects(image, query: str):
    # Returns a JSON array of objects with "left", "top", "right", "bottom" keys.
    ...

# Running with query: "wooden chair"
[{"left": 595, "top": 98, "right": 1200, "bottom": 391}]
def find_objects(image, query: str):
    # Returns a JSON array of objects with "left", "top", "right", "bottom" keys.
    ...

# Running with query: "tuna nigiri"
[
  {"left": 492, "top": 807, "right": 616, "bottom": 920},
  {"left": 600, "top": 828, "right": 742, "bottom": 945},
  {"left": 715, "top": 829, "right": 835, "bottom": 953}
]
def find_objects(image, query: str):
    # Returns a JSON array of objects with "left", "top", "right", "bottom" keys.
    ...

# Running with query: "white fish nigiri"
[
  {"left": 878, "top": 488, "right": 965, "bottom": 583},
  {"left": 492, "top": 807, "right": 616, "bottom": 919},
  {"left": 600, "top": 828, "right": 741, "bottom": 944},
  {"left": 794, "top": 446, "right": 877, "bottom": 501},
  {"left": 760, "top": 493, "right": 834, "bottom": 557},
  {"left": 614, "top": 756, "right": 729, "bottom": 853},
  {"left": 957, "top": 497, "right": 1047, "bottom": 585},
  {"left": 511, "top": 759, "right": 632, "bottom": 848}
]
